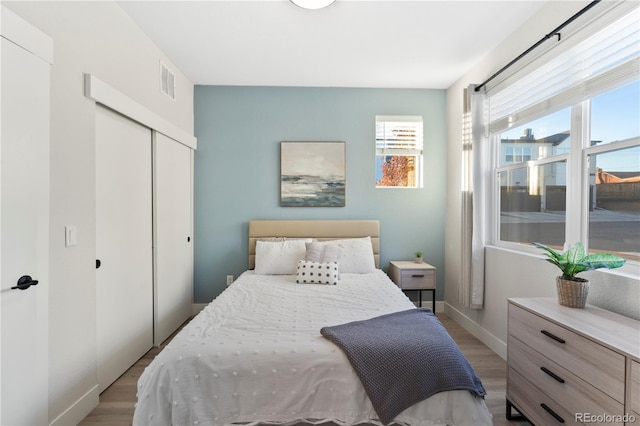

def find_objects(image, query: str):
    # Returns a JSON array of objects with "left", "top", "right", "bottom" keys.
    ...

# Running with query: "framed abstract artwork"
[{"left": 280, "top": 141, "right": 346, "bottom": 207}]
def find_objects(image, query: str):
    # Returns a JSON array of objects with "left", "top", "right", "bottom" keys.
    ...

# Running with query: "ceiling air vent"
[{"left": 160, "top": 61, "right": 176, "bottom": 100}]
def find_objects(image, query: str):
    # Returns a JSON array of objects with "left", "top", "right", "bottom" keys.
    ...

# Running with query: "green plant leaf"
[
  {"left": 569, "top": 263, "right": 588, "bottom": 276},
  {"left": 563, "top": 242, "right": 585, "bottom": 278},
  {"left": 579, "top": 253, "right": 626, "bottom": 271},
  {"left": 565, "top": 242, "right": 585, "bottom": 263},
  {"left": 534, "top": 242, "right": 572, "bottom": 276},
  {"left": 533, "top": 242, "right": 562, "bottom": 261},
  {"left": 542, "top": 258, "right": 563, "bottom": 270},
  {"left": 534, "top": 241, "right": 626, "bottom": 279}
]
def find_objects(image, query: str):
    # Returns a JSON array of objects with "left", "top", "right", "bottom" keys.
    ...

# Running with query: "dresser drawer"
[
  {"left": 508, "top": 336, "right": 623, "bottom": 418},
  {"left": 508, "top": 367, "right": 582, "bottom": 426},
  {"left": 399, "top": 269, "right": 435, "bottom": 290},
  {"left": 509, "top": 303, "right": 625, "bottom": 402}
]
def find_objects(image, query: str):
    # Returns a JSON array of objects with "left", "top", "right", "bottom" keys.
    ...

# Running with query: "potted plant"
[
  {"left": 414, "top": 251, "right": 423, "bottom": 264},
  {"left": 533, "top": 242, "right": 626, "bottom": 308}
]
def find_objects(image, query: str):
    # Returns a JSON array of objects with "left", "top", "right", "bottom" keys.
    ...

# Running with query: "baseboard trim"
[
  {"left": 443, "top": 302, "right": 507, "bottom": 360},
  {"left": 192, "top": 303, "right": 207, "bottom": 316},
  {"left": 49, "top": 384, "right": 99, "bottom": 426}
]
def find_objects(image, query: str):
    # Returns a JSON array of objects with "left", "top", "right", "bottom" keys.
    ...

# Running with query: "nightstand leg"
[
  {"left": 419, "top": 290, "right": 422, "bottom": 307},
  {"left": 431, "top": 289, "right": 436, "bottom": 314}
]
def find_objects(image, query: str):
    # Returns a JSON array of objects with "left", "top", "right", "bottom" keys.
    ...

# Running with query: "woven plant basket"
[{"left": 556, "top": 276, "right": 589, "bottom": 308}]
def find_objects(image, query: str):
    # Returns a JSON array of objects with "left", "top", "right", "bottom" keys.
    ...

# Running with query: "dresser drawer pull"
[
  {"left": 540, "top": 329, "right": 566, "bottom": 344},
  {"left": 540, "top": 403, "right": 565, "bottom": 423},
  {"left": 411, "top": 274, "right": 425, "bottom": 278},
  {"left": 540, "top": 366, "right": 565, "bottom": 383}
]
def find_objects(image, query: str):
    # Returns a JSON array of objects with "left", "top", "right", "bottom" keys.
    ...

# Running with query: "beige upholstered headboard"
[{"left": 249, "top": 220, "right": 380, "bottom": 269}]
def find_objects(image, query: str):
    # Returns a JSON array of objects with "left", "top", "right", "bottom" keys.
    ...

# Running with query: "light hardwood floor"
[{"left": 79, "top": 315, "right": 530, "bottom": 426}]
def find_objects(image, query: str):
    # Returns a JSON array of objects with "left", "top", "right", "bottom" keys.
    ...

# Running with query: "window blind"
[
  {"left": 488, "top": 5, "right": 640, "bottom": 134},
  {"left": 375, "top": 115, "right": 423, "bottom": 156}
]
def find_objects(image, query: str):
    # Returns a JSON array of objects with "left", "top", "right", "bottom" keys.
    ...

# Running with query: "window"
[
  {"left": 499, "top": 108, "right": 571, "bottom": 167},
  {"left": 591, "top": 81, "right": 640, "bottom": 146},
  {"left": 498, "top": 161, "right": 567, "bottom": 247},
  {"left": 375, "top": 115, "right": 423, "bottom": 188},
  {"left": 484, "top": 6, "right": 639, "bottom": 261},
  {"left": 492, "top": 84, "right": 639, "bottom": 257},
  {"left": 504, "top": 147, "right": 532, "bottom": 164},
  {"left": 587, "top": 81, "right": 640, "bottom": 261},
  {"left": 495, "top": 109, "right": 571, "bottom": 248}
]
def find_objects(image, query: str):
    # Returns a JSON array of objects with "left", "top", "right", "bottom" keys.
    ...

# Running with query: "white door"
[
  {"left": 0, "top": 25, "right": 51, "bottom": 426},
  {"left": 95, "top": 106, "right": 153, "bottom": 392},
  {"left": 153, "top": 132, "right": 193, "bottom": 345}
]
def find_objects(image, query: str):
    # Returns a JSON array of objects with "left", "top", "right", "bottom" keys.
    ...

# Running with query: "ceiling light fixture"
[{"left": 290, "top": 0, "right": 336, "bottom": 10}]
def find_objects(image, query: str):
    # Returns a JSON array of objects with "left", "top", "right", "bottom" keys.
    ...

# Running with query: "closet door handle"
[
  {"left": 187, "top": 236, "right": 191, "bottom": 243},
  {"left": 11, "top": 275, "right": 39, "bottom": 290},
  {"left": 96, "top": 259, "right": 102, "bottom": 269}
]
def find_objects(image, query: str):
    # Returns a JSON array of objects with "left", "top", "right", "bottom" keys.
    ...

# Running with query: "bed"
[{"left": 133, "top": 220, "right": 492, "bottom": 426}]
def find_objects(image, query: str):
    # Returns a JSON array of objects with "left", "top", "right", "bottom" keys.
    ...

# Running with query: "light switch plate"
[{"left": 65, "top": 226, "right": 77, "bottom": 247}]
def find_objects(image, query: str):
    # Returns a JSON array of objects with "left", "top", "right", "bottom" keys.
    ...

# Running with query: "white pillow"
[
  {"left": 305, "top": 242, "right": 322, "bottom": 262},
  {"left": 305, "top": 241, "right": 341, "bottom": 263},
  {"left": 295, "top": 260, "right": 339, "bottom": 285},
  {"left": 254, "top": 239, "right": 309, "bottom": 274},
  {"left": 321, "top": 244, "right": 341, "bottom": 263},
  {"left": 320, "top": 237, "right": 376, "bottom": 273}
]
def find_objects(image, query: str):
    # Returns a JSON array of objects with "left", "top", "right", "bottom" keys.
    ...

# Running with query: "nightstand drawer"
[
  {"left": 508, "top": 336, "right": 623, "bottom": 417},
  {"left": 509, "top": 303, "right": 625, "bottom": 402},
  {"left": 388, "top": 261, "right": 436, "bottom": 290},
  {"left": 400, "top": 269, "right": 435, "bottom": 289}
]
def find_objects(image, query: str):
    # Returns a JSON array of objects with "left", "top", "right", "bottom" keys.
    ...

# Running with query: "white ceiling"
[{"left": 117, "top": 0, "right": 549, "bottom": 89}]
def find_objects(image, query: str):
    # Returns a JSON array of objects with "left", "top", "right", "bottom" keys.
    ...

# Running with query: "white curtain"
[{"left": 460, "top": 85, "right": 488, "bottom": 309}]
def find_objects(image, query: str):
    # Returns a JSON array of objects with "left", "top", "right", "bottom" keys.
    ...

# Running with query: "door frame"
[{"left": 0, "top": 6, "right": 53, "bottom": 424}]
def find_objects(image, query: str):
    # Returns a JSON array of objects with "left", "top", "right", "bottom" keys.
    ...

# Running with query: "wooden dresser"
[{"left": 507, "top": 298, "right": 640, "bottom": 426}]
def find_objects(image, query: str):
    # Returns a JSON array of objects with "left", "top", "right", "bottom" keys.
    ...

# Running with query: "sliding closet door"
[
  {"left": 153, "top": 132, "right": 193, "bottom": 345},
  {"left": 96, "top": 106, "right": 153, "bottom": 392}
]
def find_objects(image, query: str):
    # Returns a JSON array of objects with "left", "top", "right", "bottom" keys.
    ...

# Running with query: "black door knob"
[
  {"left": 11, "top": 275, "right": 39, "bottom": 290},
  {"left": 96, "top": 259, "right": 102, "bottom": 269}
]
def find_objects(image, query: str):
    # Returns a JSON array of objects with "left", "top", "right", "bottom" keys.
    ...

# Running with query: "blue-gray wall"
[{"left": 194, "top": 86, "right": 447, "bottom": 303}]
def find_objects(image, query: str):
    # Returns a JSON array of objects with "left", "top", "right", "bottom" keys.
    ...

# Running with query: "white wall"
[
  {"left": 444, "top": 0, "right": 640, "bottom": 360},
  {"left": 3, "top": 1, "right": 194, "bottom": 423}
]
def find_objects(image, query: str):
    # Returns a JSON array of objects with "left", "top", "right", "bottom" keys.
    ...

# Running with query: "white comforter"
[{"left": 133, "top": 271, "right": 492, "bottom": 426}]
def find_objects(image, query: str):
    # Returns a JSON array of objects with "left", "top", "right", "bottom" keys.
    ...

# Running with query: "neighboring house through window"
[{"left": 375, "top": 115, "right": 424, "bottom": 188}]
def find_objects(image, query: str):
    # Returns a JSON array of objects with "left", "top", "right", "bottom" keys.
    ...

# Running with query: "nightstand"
[{"left": 388, "top": 261, "right": 436, "bottom": 313}]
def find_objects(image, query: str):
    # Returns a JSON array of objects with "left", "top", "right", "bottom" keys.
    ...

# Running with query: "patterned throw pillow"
[{"left": 295, "top": 260, "right": 339, "bottom": 285}]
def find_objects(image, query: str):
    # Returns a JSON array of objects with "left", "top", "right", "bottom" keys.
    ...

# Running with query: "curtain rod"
[{"left": 475, "top": 0, "right": 601, "bottom": 92}]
